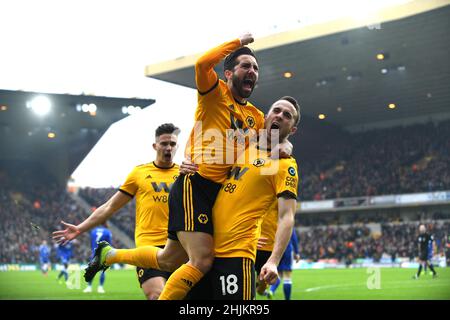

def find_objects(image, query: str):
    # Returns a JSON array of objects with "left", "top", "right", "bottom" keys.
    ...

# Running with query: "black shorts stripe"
[
  {"left": 183, "top": 175, "right": 189, "bottom": 231},
  {"left": 248, "top": 258, "right": 252, "bottom": 300},
  {"left": 246, "top": 258, "right": 252, "bottom": 300},
  {"left": 247, "top": 259, "right": 251, "bottom": 300},
  {"left": 249, "top": 259, "right": 253, "bottom": 299},
  {"left": 182, "top": 174, "right": 195, "bottom": 232},
  {"left": 242, "top": 258, "right": 252, "bottom": 300},
  {"left": 186, "top": 175, "right": 194, "bottom": 231},
  {"left": 242, "top": 258, "right": 247, "bottom": 300},
  {"left": 189, "top": 176, "right": 195, "bottom": 230}
]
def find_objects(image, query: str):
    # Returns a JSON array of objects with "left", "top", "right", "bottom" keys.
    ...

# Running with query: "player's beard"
[{"left": 232, "top": 74, "right": 254, "bottom": 99}]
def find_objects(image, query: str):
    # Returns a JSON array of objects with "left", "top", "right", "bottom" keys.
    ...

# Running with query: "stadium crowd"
[
  {"left": 78, "top": 186, "right": 450, "bottom": 264},
  {"left": 78, "top": 187, "right": 136, "bottom": 241},
  {"left": 1, "top": 120, "right": 450, "bottom": 265},
  {"left": 2, "top": 168, "right": 449, "bottom": 265},
  {"left": 300, "top": 120, "right": 450, "bottom": 201},
  {"left": 299, "top": 221, "right": 450, "bottom": 263},
  {"left": 296, "top": 210, "right": 450, "bottom": 227},
  {"left": 0, "top": 166, "right": 125, "bottom": 264}
]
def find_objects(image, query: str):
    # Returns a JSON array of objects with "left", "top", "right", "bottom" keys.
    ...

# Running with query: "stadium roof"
[
  {"left": 144, "top": 0, "right": 450, "bottom": 130},
  {"left": 1, "top": 0, "right": 449, "bottom": 184},
  {"left": 0, "top": 89, "right": 155, "bottom": 184},
  {"left": 0, "top": 89, "right": 154, "bottom": 134}
]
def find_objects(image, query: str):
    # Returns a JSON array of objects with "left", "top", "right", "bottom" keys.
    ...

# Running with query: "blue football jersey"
[
  {"left": 90, "top": 227, "right": 112, "bottom": 252},
  {"left": 57, "top": 242, "right": 73, "bottom": 263},
  {"left": 39, "top": 244, "right": 50, "bottom": 262}
]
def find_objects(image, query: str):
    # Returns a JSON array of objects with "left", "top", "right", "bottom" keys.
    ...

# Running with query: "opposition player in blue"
[
  {"left": 39, "top": 240, "right": 51, "bottom": 276},
  {"left": 266, "top": 229, "right": 300, "bottom": 300},
  {"left": 83, "top": 223, "right": 112, "bottom": 293},
  {"left": 57, "top": 241, "right": 74, "bottom": 285}
]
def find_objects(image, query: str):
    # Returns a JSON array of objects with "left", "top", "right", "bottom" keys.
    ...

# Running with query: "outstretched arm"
[
  {"left": 259, "top": 197, "right": 296, "bottom": 284},
  {"left": 52, "top": 191, "right": 131, "bottom": 244},
  {"left": 195, "top": 33, "right": 254, "bottom": 93}
]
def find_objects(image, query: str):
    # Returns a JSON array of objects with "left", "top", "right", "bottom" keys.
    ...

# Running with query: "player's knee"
[
  {"left": 142, "top": 277, "right": 165, "bottom": 300},
  {"left": 157, "top": 244, "right": 189, "bottom": 272},
  {"left": 158, "top": 252, "right": 180, "bottom": 272},
  {"left": 190, "top": 252, "right": 214, "bottom": 274},
  {"left": 163, "top": 259, "right": 183, "bottom": 272},
  {"left": 160, "top": 253, "right": 185, "bottom": 272},
  {"left": 145, "top": 289, "right": 162, "bottom": 300},
  {"left": 147, "top": 293, "right": 159, "bottom": 300}
]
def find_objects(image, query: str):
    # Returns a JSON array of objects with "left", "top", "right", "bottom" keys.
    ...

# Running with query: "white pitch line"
[
  {"left": 304, "top": 280, "right": 448, "bottom": 293},
  {"left": 304, "top": 284, "right": 343, "bottom": 292}
]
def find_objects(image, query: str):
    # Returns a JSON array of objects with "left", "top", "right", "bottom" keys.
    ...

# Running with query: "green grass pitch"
[{"left": 0, "top": 268, "right": 449, "bottom": 300}]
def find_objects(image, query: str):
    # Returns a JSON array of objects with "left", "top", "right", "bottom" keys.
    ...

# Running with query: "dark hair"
[
  {"left": 280, "top": 96, "right": 301, "bottom": 125},
  {"left": 223, "top": 47, "right": 257, "bottom": 72},
  {"left": 155, "top": 123, "right": 180, "bottom": 138}
]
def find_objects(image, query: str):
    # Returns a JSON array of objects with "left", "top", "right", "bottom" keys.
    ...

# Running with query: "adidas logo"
[
  {"left": 181, "top": 278, "right": 193, "bottom": 288},
  {"left": 145, "top": 175, "right": 152, "bottom": 179}
]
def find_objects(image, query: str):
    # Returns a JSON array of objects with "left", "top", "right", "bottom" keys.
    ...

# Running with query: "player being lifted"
[
  {"left": 186, "top": 96, "right": 300, "bottom": 300},
  {"left": 77, "top": 33, "right": 292, "bottom": 300},
  {"left": 53, "top": 123, "right": 183, "bottom": 299},
  {"left": 87, "top": 96, "right": 300, "bottom": 300}
]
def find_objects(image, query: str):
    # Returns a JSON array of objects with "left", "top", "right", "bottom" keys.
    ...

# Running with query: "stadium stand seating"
[
  {"left": 300, "top": 120, "right": 450, "bottom": 201},
  {"left": 1, "top": 120, "right": 449, "bottom": 264},
  {"left": 0, "top": 163, "right": 127, "bottom": 264}
]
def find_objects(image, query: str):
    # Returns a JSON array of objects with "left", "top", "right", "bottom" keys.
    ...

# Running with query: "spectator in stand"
[
  {"left": 300, "top": 120, "right": 450, "bottom": 201},
  {"left": 0, "top": 164, "right": 128, "bottom": 264}
]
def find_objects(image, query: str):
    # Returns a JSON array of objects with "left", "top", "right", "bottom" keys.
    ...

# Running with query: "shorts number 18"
[{"left": 219, "top": 274, "right": 238, "bottom": 295}]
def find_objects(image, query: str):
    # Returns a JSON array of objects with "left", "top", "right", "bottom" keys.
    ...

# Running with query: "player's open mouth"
[
  {"left": 270, "top": 122, "right": 280, "bottom": 130},
  {"left": 242, "top": 79, "right": 254, "bottom": 90}
]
